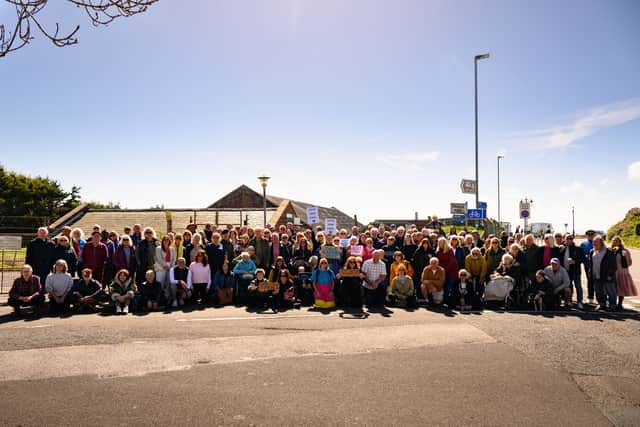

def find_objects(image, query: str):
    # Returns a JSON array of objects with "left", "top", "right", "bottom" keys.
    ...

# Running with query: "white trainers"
[
  {"left": 172, "top": 300, "right": 178, "bottom": 308},
  {"left": 115, "top": 304, "right": 122, "bottom": 314},
  {"left": 122, "top": 305, "right": 129, "bottom": 314},
  {"left": 588, "top": 298, "right": 595, "bottom": 305},
  {"left": 577, "top": 302, "right": 584, "bottom": 310}
]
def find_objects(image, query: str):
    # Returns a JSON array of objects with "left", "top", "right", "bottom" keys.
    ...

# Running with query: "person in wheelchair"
[
  {"left": 233, "top": 251, "right": 256, "bottom": 306},
  {"left": 495, "top": 254, "right": 527, "bottom": 308}
]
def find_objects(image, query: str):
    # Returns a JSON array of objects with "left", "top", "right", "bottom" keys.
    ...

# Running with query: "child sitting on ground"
[
  {"left": 387, "top": 264, "right": 416, "bottom": 308},
  {"left": 248, "top": 269, "right": 279, "bottom": 313}
]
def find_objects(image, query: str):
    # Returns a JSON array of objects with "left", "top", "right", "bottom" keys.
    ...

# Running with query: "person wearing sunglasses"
[
  {"left": 135, "top": 227, "right": 157, "bottom": 285},
  {"left": 559, "top": 235, "right": 586, "bottom": 309}
]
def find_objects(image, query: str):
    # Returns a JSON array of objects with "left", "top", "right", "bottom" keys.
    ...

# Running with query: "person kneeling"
[
  {"left": 247, "top": 269, "right": 279, "bottom": 313},
  {"left": 529, "top": 270, "right": 550, "bottom": 311},
  {"left": 421, "top": 258, "right": 446, "bottom": 306},
  {"left": 8, "top": 265, "right": 44, "bottom": 318},
  {"left": 140, "top": 270, "right": 163, "bottom": 311},
  {"left": 109, "top": 269, "right": 137, "bottom": 315},
  {"left": 386, "top": 264, "right": 416, "bottom": 308},
  {"left": 70, "top": 268, "right": 107, "bottom": 312}
]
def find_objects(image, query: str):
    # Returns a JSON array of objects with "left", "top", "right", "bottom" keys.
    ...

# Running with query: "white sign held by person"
[
  {"left": 306, "top": 207, "right": 320, "bottom": 224},
  {"left": 325, "top": 218, "right": 337, "bottom": 236}
]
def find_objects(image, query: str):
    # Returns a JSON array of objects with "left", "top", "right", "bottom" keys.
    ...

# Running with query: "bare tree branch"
[{"left": 1, "top": 0, "right": 158, "bottom": 58}]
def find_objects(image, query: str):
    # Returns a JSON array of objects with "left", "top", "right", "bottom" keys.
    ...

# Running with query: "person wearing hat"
[
  {"left": 80, "top": 230, "right": 108, "bottom": 285},
  {"left": 581, "top": 229, "right": 596, "bottom": 304},
  {"left": 543, "top": 258, "right": 571, "bottom": 309}
]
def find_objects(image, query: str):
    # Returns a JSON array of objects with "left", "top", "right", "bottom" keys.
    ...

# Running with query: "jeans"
[
  {"left": 595, "top": 280, "right": 616, "bottom": 308},
  {"left": 570, "top": 270, "right": 583, "bottom": 303}
]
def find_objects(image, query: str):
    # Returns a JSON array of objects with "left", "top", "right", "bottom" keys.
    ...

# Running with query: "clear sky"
[{"left": 1, "top": 0, "right": 639, "bottom": 233}]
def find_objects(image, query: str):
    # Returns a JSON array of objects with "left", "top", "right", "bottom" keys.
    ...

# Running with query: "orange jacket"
[{"left": 421, "top": 266, "right": 445, "bottom": 291}]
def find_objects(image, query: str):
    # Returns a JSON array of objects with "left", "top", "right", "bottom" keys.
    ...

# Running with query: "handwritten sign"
[
  {"left": 324, "top": 218, "right": 337, "bottom": 236},
  {"left": 306, "top": 207, "right": 320, "bottom": 225},
  {"left": 339, "top": 239, "right": 350, "bottom": 248},
  {"left": 321, "top": 245, "right": 341, "bottom": 260},
  {"left": 350, "top": 245, "right": 363, "bottom": 256},
  {"left": 340, "top": 268, "right": 361, "bottom": 278},
  {"left": 258, "top": 282, "right": 280, "bottom": 292}
]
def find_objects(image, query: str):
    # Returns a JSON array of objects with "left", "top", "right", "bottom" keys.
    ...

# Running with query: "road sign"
[
  {"left": 450, "top": 202, "right": 467, "bottom": 215},
  {"left": 460, "top": 179, "right": 477, "bottom": 194},
  {"left": 478, "top": 201, "right": 487, "bottom": 210},
  {"left": 519, "top": 200, "right": 531, "bottom": 219},
  {"left": 452, "top": 214, "right": 466, "bottom": 223},
  {"left": 467, "top": 209, "right": 486, "bottom": 220},
  {"left": 520, "top": 210, "right": 530, "bottom": 219}
]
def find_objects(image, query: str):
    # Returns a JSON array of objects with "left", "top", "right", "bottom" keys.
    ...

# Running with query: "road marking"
[
  {"left": 2, "top": 324, "right": 54, "bottom": 330},
  {"left": 177, "top": 313, "right": 328, "bottom": 322}
]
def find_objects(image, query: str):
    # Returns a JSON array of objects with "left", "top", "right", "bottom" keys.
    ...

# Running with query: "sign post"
[{"left": 519, "top": 199, "right": 532, "bottom": 233}]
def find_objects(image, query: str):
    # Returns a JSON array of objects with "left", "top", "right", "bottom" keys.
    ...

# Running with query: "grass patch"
[{"left": 0, "top": 248, "right": 26, "bottom": 270}]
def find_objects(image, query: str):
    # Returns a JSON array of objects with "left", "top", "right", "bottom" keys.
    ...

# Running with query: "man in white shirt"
[{"left": 360, "top": 250, "right": 387, "bottom": 308}]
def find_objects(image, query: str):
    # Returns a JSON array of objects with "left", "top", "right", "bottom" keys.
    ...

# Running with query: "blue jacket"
[
  {"left": 233, "top": 259, "right": 257, "bottom": 275},
  {"left": 310, "top": 268, "right": 336, "bottom": 285},
  {"left": 213, "top": 271, "right": 235, "bottom": 290}
]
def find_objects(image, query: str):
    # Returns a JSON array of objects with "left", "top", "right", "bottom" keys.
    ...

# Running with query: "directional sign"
[
  {"left": 520, "top": 210, "right": 530, "bottom": 219},
  {"left": 478, "top": 201, "right": 487, "bottom": 210},
  {"left": 467, "top": 209, "right": 486, "bottom": 220},
  {"left": 450, "top": 202, "right": 467, "bottom": 215},
  {"left": 460, "top": 179, "right": 477, "bottom": 194},
  {"left": 452, "top": 214, "right": 466, "bottom": 223}
]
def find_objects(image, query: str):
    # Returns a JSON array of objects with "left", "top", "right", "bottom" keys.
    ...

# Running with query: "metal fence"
[{"left": 1, "top": 249, "right": 26, "bottom": 294}]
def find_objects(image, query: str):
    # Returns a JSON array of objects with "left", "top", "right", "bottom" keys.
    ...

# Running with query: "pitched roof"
[{"left": 267, "top": 195, "right": 361, "bottom": 230}]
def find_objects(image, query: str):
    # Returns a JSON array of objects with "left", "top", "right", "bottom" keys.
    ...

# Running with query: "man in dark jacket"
[
  {"left": 70, "top": 268, "right": 107, "bottom": 311},
  {"left": 135, "top": 228, "right": 157, "bottom": 285},
  {"left": 588, "top": 236, "right": 617, "bottom": 311},
  {"left": 523, "top": 234, "right": 543, "bottom": 281},
  {"left": 25, "top": 227, "right": 54, "bottom": 286},
  {"left": 250, "top": 228, "right": 271, "bottom": 270},
  {"left": 52, "top": 235, "right": 78, "bottom": 277},
  {"left": 220, "top": 229, "right": 235, "bottom": 264},
  {"left": 559, "top": 235, "right": 586, "bottom": 309}
]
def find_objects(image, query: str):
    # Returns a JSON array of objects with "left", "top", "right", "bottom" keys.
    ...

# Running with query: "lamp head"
[
  {"left": 258, "top": 175, "right": 270, "bottom": 188},
  {"left": 475, "top": 53, "right": 490, "bottom": 61}
]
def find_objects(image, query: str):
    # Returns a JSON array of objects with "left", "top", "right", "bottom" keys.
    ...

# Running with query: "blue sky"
[{"left": 1, "top": 0, "right": 639, "bottom": 233}]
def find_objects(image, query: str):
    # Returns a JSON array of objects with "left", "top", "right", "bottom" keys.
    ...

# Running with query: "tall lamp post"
[
  {"left": 497, "top": 154, "right": 504, "bottom": 224},
  {"left": 572, "top": 206, "right": 575, "bottom": 237},
  {"left": 258, "top": 175, "right": 270, "bottom": 227},
  {"left": 474, "top": 53, "right": 490, "bottom": 209}
]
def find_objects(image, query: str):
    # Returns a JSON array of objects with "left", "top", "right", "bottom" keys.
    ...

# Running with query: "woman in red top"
[{"left": 436, "top": 237, "right": 459, "bottom": 305}]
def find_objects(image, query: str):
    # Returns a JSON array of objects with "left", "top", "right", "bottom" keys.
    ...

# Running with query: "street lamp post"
[
  {"left": 497, "top": 155, "right": 504, "bottom": 224},
  {"left": 258, "top": 175, "right": 270, "bottom": 227},
  {"left": 572, "top": 206, "right": 575, "bottom": 237},
  {"left": 474, "top": 53, "right": 490, "bottom": 209}
]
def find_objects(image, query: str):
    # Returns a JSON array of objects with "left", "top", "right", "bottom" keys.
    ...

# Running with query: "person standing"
[
  {"left": 580, "top": 230, "right": 596, "bottom": 304},
  {"left": 135, "top": 227, "right": 157, "bottom": 285},
  {"left": 113, "top": 234, "right": 137, "bottom": 278},
  {"left": 154, "top": 235, "right": 176, "bottom": 305},
  {"left": 25, "top": 227, "right": 54, "bottom": 285},
  {"left": 611, "top": 236, "right": 637, "bottom": 311},
  {"left": 52, "top": 235, "right": 78, "bottom": 278},
  {"left": 588, "top": 236, "right": 617, "bottom": 311},
  {"left": 559, "top": 235, "right": 585, "bottom": 309},
  {"left": 81, "top": 231, "right": 108, "bottom": 285}
]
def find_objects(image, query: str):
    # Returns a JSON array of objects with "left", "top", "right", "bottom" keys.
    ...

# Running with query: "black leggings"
[{"left": 192, "top": 283, "right": 208, "bottom": 303}]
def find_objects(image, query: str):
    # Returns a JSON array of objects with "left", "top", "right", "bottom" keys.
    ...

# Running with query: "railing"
[{"left": 0, "top": 249, "right": 26, "bottom": 294}]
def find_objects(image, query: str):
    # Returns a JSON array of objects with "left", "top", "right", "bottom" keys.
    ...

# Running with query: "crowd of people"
[{"left": 7, "top": 220, "right": 637, "bottom": 317}]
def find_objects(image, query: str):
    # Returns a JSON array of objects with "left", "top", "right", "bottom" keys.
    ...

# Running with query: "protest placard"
[
  {"left": 306, "top": 207, "right": 320, "bottom": 224},
  {"left": 325, "top": 218, "right": 337, "bottom": 235},
  {"left": 321, "top": 245, "right": 341, "bottom": 260},
  {"left": 258, "top": 282, "right": 280, "bottom": 292},
  {"left": 350, "top": 245, "right": 363, "bottom": 256},
  {"left": 340, "top": 269, "right": 361, "bottom": 278}
]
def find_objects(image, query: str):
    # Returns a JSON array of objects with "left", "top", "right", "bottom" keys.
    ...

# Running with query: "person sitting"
[
  {"left": 213, "top": 262, "right": 235, "bottom": 306},
  {"left": 70, "top": 268, "right": 107, "bottom": 312},
  {"left": 268, "top": 256, "right": 288, "bottom": 282},
  {"left": 389, "top": 251, "right": 415, "bottom": 285},
  {"left": 295, "top": 265, "right": 314, "bottom": 306},
  {"left": 528, "top": 270, "right": 550, "bottom": 311},
  {"left": 170, "top": 257, "right": 192, "bottom": 307},
  {"left": 543, "top": 258, "right": 571, "bottom": 309},
  {"left": 109, "top": 269, "right": 137, "bottom": 315},
  {"left": 247, "top": 268, "right": 279, "bottom": 312},
  {"left": 45, "top": 259, "right": 74, "bottom": 315},
  {"left": 232, "top": 251, "right": 257, "bottom": 305},
  {"left": 276, "top": 270, "right": 296, "bottom": 309},
  {"left": 495, "top": 253, "right": 526, "bottom": 307},
  {"left": 386, "top": 264, "right": 416, "bottom": 308},
  {"left": 8, "top": 264, "right": 44, "bottom": 317},
  {"left": 450, "top": 269, "right": 477, "bottom": 311},
  {"left": 139, "top": 270, "right": 163, "bottom": 311},
  {"left": 421, "top": 257, "right": 446, "bottom": 306},
  {"left": 465, "top": 247, "right": 487, "bottom": 288}
]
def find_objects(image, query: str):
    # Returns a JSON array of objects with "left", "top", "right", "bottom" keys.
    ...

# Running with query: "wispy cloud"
[
  {"left": 507, "top": 98, "right": 640, "bottom": 150},
  {"left": 629, "top": 161, "right": 640, "bottom": 181},
  {"left": 376, "top": 151, "right": 440, "bottom": 169},
  {"left": 560, "top": 180, "right": 584, "bottom": 193}
]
